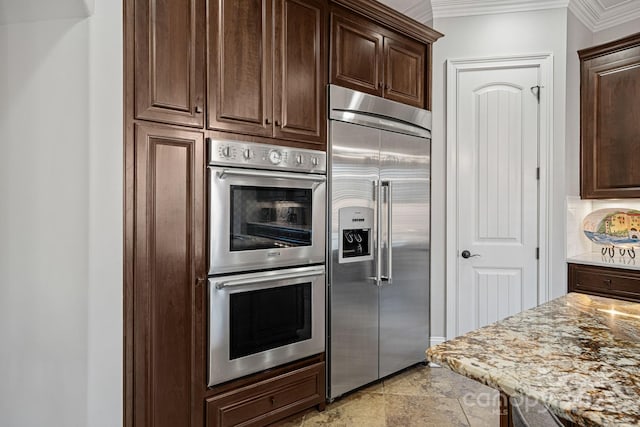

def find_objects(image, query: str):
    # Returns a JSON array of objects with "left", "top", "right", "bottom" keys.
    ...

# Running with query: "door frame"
[{"left": 445, "top": 53, "right": 553, "bottom": 339}]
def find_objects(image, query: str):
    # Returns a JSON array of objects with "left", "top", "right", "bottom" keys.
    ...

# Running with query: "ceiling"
[{"left": 380, "top": 0, "right": 640, "bottom": 31}]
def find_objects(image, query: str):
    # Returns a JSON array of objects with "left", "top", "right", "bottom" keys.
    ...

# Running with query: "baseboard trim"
[{"left": 429, "top": 336, "right": 445, "bottom": 347}]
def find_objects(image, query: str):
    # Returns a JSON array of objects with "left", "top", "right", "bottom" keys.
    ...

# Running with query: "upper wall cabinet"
[
  {"left": 134, "top": 0, "right": 206, "bottom": 127},
  {"left": 579, "top": 32, "right": 640, "bottom": 199},
  {"left": 329, "top": 2, "right": 442, "bottom": 110},
  {"left": 331, "top": 9, "right": 425, "bottom": 108},
  {"left": 208, "top": 0, "right": 327, "bottom": 148}
]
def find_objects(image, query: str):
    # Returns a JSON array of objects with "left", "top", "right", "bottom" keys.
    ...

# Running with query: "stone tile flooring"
[{"left": 276, "top": 365, "right": 501, "bottom": 427}]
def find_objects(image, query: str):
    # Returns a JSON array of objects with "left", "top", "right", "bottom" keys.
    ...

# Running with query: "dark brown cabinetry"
[
  {"left": 568, "top": 263, "right": 640, "bottom": 303},
  {"left": 205, "top": 358, "right": 325, "bottom": 427},
  {"left": 579, "top": 33, "right": 640, "bottom": 199},
  {"left": 208, "top": 0, "right": 327, "bottom": 147},
  {"left": 129, "top": 123, "right": 206, "bottom": 427},
  {"left": 134, "top": 0, "right": 206, "bottom": 127},
  {"left": 331, "top": 9, "right": 425, "bottom": 108}
]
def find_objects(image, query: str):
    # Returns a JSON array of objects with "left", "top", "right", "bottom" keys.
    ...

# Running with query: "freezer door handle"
[
  {"left": 380, "top": 181, "right": 392, "bottom": 284},
  {"left": 375, "top": 179, "right": 382, "bottom": 287}
]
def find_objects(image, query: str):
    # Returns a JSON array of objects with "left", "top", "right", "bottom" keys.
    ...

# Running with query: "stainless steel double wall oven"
[{"left": 207, "top": 139, "right": 326, "bottom": 386}]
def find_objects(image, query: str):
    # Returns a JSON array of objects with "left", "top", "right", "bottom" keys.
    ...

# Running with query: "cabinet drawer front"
[
  {"left": 570, "top": 264, "right": 640, "bottom": 301},
  {"left": 206, "top": 362, "right": 324, "bottom": 427}
]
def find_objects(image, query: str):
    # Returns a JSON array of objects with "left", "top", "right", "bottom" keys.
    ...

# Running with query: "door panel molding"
[{"left": 445, "top": 54, "right": 553, "bottom": 339}]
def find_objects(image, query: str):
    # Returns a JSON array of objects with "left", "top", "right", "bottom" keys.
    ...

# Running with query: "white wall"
[
  {"left": 430, "top": 8, "right": 569, "bottom": 336},
  {"left": 593, "top": 17, "right": 640, "bottom": 44},
  {"left": 565, "top": 11, "right": 593, "bottom": 198},
  {"left": 0, "top": 0, "right": 122, "bottom": 426},
  {"left": 87, "top": 0, "right": 123, "bottom": 425}
]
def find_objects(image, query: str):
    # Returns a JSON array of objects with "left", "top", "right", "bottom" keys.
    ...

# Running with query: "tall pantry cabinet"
[{"left": 125, "top": 1, "right": 328, "bottom": 426}]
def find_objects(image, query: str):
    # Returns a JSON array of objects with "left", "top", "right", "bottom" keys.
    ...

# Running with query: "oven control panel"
[
  {"left": 208, "top": 138, "right": 326, "bottom": 174},
  {"left": 338, "top": 207, "right": 374, "bottom": 264}
]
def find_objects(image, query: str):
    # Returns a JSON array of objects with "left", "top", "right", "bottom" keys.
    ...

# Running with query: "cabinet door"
[
  {"left": 133, "top": 124, "right": 205, "bottom": 427},
  {"left": 383, "top": 35, "right": 425, "bottom": 108},
  {"left": 273, "top": 0, "right": 327, "bottom": 147},
  {"left": 208, "top": 0, "right": 273, "bottom": 137},
  {"left": 330, "top": 11, "right": 383, "bottom": 97},
  {"left": 580, "top": 36, "right": 640, "bottom": 198},
  {"left": 134, "top": 0, "right": 205, "bottom": 127}
]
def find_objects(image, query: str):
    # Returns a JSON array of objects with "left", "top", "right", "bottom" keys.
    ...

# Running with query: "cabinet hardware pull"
[
  {"left": 265, "top": 118, "right": 272, "bottom": 125},
  {"left": 195, "top": 106, "right": 203, "bottom": 113},
  {"left": 378, "top": 82, "right": 383, "bottom": 89},
  {"left": 275, "top": 120, "right": 281, "bottom": 127}
]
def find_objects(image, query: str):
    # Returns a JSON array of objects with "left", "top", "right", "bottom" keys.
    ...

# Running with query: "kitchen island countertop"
[{"left": 427, "top": 293, "right": 640, "bottom": 426}]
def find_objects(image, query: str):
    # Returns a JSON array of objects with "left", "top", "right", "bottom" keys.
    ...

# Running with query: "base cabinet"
[
  {"left": 568, "top": 263, "right": 640, "bottom": 302},
  {"left": 206, "top": 361, "right": 325, "bottom": 427}
]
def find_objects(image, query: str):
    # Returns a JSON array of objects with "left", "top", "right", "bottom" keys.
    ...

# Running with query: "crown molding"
[
  {"left": 430, "top": 0, "right": 570, "bottom": 19},
  {"left": 428, "top": 0, "right": 640, "bottom": 32},
  {"left": 569, "top": 0, "right": 640, "bottom": 31},
  {"left": 403, "top": 1, "right": 434, "bottom": 23},
  {"left": 378, "top": 0, "right": 433, "bottom": 24}
]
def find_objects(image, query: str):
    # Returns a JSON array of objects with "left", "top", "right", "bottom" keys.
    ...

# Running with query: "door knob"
[{"left": 461, "top": 250, "right": 480, "bottom": 259}]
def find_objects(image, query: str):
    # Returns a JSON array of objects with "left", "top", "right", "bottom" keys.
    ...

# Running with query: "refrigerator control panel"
[{"left": 338, "top": 207, "right": 373, "bottom": 264}]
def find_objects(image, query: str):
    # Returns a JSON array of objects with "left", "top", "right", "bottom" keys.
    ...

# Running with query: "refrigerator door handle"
[
  {"left": 375, "top": 179, "right": 382, "bottom": 286},
  {"left": 381, "top": 181, "right": 393, "bottom": 284}
]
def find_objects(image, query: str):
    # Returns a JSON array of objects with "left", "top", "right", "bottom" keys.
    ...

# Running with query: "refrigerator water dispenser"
[{"left": 338, "top": 207, "right": 373, "bottom": 263}]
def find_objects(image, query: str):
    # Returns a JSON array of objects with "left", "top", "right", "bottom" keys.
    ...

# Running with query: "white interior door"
[{"left": 453, "top": 64, "right": 540, "bottom": 336}]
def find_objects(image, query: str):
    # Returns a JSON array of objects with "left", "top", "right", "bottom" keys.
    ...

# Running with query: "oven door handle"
[
  {"left": 214, "top": 268, "right": 325, "bottom": 290},
  {"left": 217, "top": 168, "right": 326, "bottom": 183}
]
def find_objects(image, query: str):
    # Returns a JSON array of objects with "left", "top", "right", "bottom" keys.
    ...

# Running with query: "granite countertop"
[{"left": 427, "top": 293, "right": 640, "bottom": 426}]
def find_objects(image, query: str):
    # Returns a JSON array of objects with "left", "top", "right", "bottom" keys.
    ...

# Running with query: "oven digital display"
[{"left": 229, "top": 283, "right": 312, "bottom": 360}]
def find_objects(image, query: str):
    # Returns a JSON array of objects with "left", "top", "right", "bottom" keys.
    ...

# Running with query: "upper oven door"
[{"left": 209, "top": 166, "right": 326, "bottom": 275}]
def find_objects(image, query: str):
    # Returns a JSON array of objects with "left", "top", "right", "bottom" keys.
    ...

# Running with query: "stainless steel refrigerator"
[{"left": 327, "top": 85, "right": 431, "bottom": 400}]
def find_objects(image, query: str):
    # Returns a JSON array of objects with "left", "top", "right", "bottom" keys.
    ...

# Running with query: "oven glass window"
[
  {"left": 230, "top": 186, "right": 312, "bottom": 251},
  {"left": 229, "top": 283, "right": 312, "bottom": 359}
]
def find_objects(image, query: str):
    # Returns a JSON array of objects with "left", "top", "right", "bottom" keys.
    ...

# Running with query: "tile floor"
[{"left": 276, "top": 365, "right": 501, "bottom": 426}]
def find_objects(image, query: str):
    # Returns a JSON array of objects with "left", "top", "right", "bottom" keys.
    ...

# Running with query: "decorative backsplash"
[
  {"left": 583, "top": 208, "right": 640, "bottom": 257},
  {"left": 567, "top": 197, "right": 640, "bottom": 260}
]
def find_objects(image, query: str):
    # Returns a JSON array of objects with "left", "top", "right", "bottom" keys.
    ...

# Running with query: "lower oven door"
[
  {"left": 209, "top": 166, "right": 326, "bottom": 275},
  {"left": 208, "top": 265, "right": 326, "bottom": 386}
]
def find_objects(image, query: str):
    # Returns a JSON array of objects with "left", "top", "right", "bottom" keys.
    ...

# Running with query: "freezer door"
[
  {"left": 329, "top": 120, "right": 380, "bottom": 399},
  {"left": 378, "top": 130, "right": 430, "bottom": 378}
]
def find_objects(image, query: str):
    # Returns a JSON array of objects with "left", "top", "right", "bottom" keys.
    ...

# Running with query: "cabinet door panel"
[
  {"left": 383, "top": 35, "right": 425, "bottom": 108},
  {"left": 580, "top": 35, "right": 640, "bottom": 198},
  {"left": 273, "top": 0, "right": 326, "bottom": 147},
  {"left": 134, "top": 0, "right": 205, "bottom": 127},
  {"left": 134, "top": 124, "right": 205, "bottom": 427},
  {"left": 208, "top": 0, "right": 273, "bottom": 137},
  {"left": 330, "top": 12, "right": 383, "bottom": 97}
]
